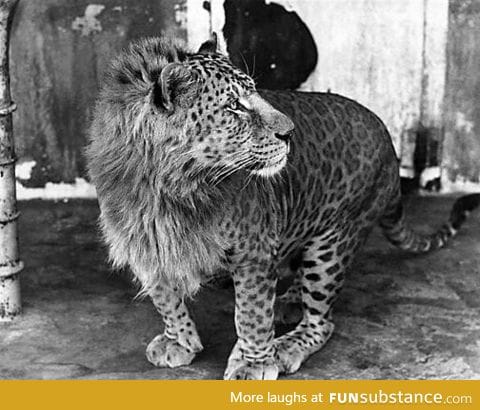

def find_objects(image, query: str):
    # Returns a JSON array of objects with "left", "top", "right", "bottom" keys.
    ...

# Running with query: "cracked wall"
[
  {"left": 8, "top": 0, "right": 480, "bottom": 189},
  {"left": 10, "top": 0, "right": 186, "bottom": 185},
  {"left": 443, "top": 0, "right": 480, "bottom": 185}
]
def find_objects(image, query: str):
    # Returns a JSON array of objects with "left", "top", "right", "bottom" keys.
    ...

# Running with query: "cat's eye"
[
  {"left": 227, "top": 99, "right": 250, "bottom": 114},
  {"left": 228, "top": 100, "right": 241, "bottom": 111}
]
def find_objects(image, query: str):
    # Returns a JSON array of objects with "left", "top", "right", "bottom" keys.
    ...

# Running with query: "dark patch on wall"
[
  {"left": 10, "top": 0, "right": 186, "bottom": 186},
  {"left": 400, "top": 124, "right": 442, "bottom": 194},
  {"left": 223, "top": 0, "right": 317, "bottom": 90},
  {"left": 414, "top": 125, "right": 441, "bottom": 191}
]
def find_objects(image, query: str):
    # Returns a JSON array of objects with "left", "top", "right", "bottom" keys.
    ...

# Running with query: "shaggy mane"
[{"left": 86, "top": 37, "right": 229, "bottom": 296}]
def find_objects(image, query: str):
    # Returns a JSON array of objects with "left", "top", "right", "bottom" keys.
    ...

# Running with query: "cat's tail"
[{"left": 380, "top": 193, "right": 480, "bottom": 253}]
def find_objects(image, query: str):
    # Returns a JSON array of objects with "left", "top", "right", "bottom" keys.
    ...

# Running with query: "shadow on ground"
[{"left": 0, "top": 196, "right": 479, "bottom": 379}]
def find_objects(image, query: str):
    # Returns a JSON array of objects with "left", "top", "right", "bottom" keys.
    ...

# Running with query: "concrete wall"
[
  {"left": 262, "top": 0, "right": 449, "bottom": 181},
  {"left": 10, "top": 0, "right": 186, "bottom": 185},
  {"left": 223, "top": 0, "right": 480, "bottom": 189},
  {"left": 443, "top": 0, "right": 480, "bottom": 184},
  {"left": 9, "top": 0, "right": 480, "bottom": 188}
]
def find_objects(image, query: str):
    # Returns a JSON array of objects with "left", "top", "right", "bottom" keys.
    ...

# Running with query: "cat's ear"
[
  {"left": 152, "top": 62, "right": 199, "bottom": 112},
  {"left": 197, "top": 32, "right": 218, "bottom": 54}
]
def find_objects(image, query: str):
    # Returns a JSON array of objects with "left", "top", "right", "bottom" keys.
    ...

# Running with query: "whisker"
[
  {"left": 238, "top": 51, "right": 250, "bottom": 76},
  {"left": 204, "top": 151, "right": 251, "bottom": 184},
  {"left": 252, "top": 54, "right": 256, "bottom": 78},
  {"left": 211, "top": 156, "right": 253, "bottom": 186},
  {"left": 240, "top": 166, "right": 256, "bottom": 192},
  {"left": 212, "top": 155, "right": 255, "bottom": 184}
]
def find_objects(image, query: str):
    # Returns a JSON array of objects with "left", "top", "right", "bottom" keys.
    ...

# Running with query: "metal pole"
[{"left": 0, "top": 0, "right": 22, "bottom": 322}]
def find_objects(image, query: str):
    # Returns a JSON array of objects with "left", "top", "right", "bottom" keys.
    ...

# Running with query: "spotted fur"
[{"left": 86, "top": 36, "right": 480, "bottom": 380}]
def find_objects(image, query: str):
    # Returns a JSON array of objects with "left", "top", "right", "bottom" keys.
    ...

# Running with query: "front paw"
[
  {"left": 146, "top": 334, "right": 199, "bottom": 368},
  {"left": 224, "top": 358, "right": 279, "bottom": 380},
  {"left": 224, "top": 342, "right": 279, "bottom": 379}
]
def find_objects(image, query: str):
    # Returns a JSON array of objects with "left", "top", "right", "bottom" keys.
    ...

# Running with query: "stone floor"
[{"left": 0, "top": 196, "right": 479, "bottom": 379}]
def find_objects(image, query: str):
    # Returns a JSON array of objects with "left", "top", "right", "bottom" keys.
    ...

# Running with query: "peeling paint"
[
  {"left": 441, "top": 174, "right": 480, "bottom": 193},
  {"left": 16, "top": 178, "right": 96, "bottom": 201},
  {"left": 266, "top": 0, "right": 448, "bottom": 160},
  {"left": 420, "top": 166, "right": 441, "bottom": 187},
  {"left": 12, "top": 0, "right": 186, "bottom": 185},
  {"left": 210, "top": 0, "right": 228, "bottom": 54},
  {"left": 71, "top": 4, "right": 106, "bottom": 36},
  {"left": 400, "top": 167, "right": 415, "bottom": 179},
  {"left": 0, "top": 273, "right": 21, "bottom": 322},
  {"left": 184, "top": 0, "right": 228, "bottom": 54},
  {"left": 8, "top": 0, "right": 477, "bottom": 188},
  {"left": 455, "top": 112, "right": 475, "bottom": 134},
  {"left": 185, "top": 0, "right": 213, "bottom": 52},
  {"left": 16, "top": 161, "right": 36, "bottom": 181},
  {"left": 266, "top": 0, "right": 296, "bottom": 12},
  {"left": 174, "top": 3, "right": 188, "bottom": 28}
]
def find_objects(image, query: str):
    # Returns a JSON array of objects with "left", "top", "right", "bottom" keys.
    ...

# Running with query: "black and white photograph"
[{"left": 0, "top": 0, "right": 479, "bottom": 382}]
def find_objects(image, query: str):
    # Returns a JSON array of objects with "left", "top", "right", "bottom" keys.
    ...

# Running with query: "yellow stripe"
[{"left": 0, "top": 380, "right": 478, "bottom": 410}]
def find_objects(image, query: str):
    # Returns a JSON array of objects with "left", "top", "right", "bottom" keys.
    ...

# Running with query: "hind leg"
[
  {"left": 146, "top": 284, "right": 203, "bottom": 368},
  {"left": 274, "top": 229, "right": 360, "bottom": 374}
]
